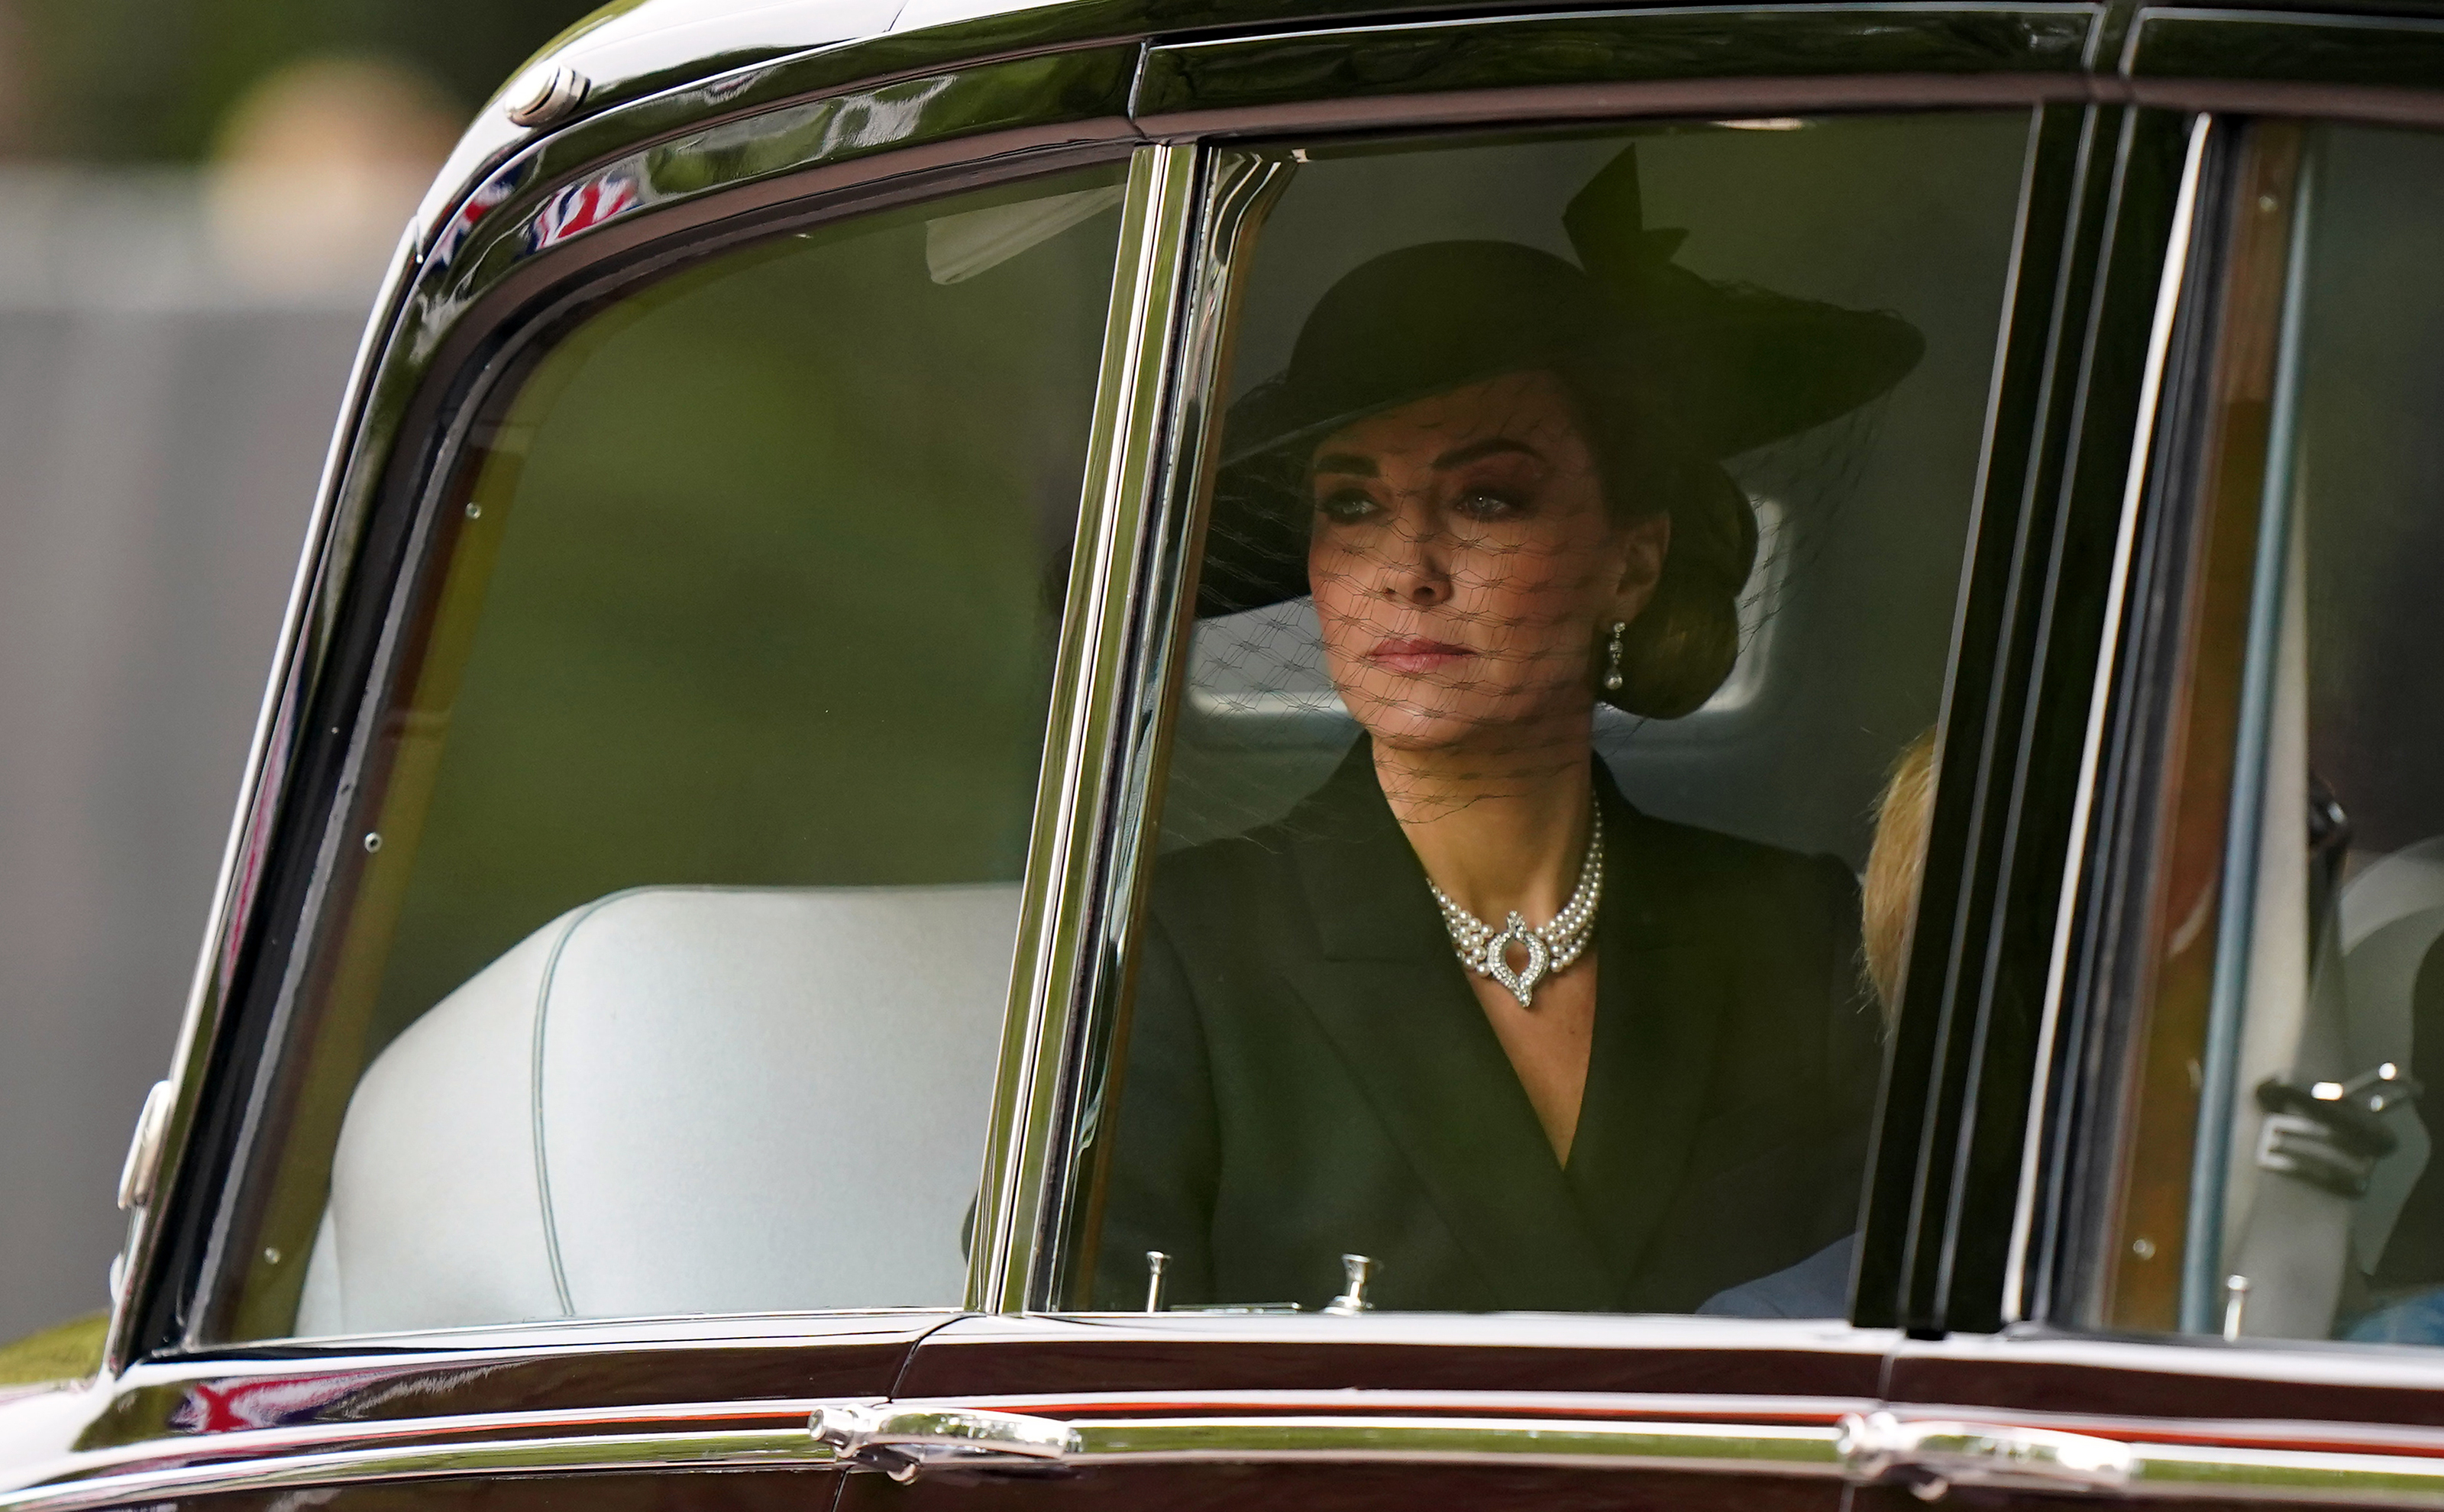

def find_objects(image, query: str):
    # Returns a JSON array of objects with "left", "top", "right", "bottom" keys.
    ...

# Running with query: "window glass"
[
  {"left": 2144, "top": 123, "right": 2444, "bottom": 1347},
  {"left": 1073, "top": 115, "right": 2035, "bottom": 1316},
  {"left": 214, "top": 164, "right": 1129, "bottom": 1340}
]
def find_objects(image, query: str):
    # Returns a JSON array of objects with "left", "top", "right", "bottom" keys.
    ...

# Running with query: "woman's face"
[{"left": 1307, "top": 369, "right": 1670, "bottom": 756}]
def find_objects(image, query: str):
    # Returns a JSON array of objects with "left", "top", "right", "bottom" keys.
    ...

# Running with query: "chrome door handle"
[
  {"left": 1839, "top": 1410, "right": 2132, "bottom": 1498},
  {"left": 810, "top": 1404, "right": 1079, "bottom": 1481}
]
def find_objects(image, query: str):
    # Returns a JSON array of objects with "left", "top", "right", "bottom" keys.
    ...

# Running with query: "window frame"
[
  {"left": 1029, "top": 99, "right": 2120, "bottom": 1327},
  {"left": 2009, "top": 18, "right": 2444, "bottom": 1356},
  {"left": 115, "top": 111, "right": 1153, "bottom": 1361}
]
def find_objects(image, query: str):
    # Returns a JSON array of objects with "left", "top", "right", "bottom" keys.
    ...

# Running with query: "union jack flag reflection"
[{"left": 525, "top": 171, "right": 643, "bottom": 254}]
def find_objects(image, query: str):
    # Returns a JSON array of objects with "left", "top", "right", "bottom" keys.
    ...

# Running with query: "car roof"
[
  {"left": 416, "top": 0, "right": 1463, "bottom": 238},
  {"left": 432, "top": 0, "right": 2040, "bottom": 246},
  {"left": 506, "top": 0, "right": 2444, "bottom": 116},
  {"left": 413, "top": 0, "right": 2443, "bottom": 302}
]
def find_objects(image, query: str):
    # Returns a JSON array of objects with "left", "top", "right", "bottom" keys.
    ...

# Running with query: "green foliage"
[
  {"left": 365, "top": 168, "right": 1127, "bottom": 1045},
  {"left": 16, "top": 0, "right": 612, "bottom": 160},
  {"left": 0, "top": 1312, "right": 105, "bottom": 1387}
]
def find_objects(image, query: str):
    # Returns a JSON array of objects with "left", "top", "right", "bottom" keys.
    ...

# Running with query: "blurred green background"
[
  {"left": 0, "top": 0, "right": 616, "bottom": 1355},
  {"left": 2, "top": 0, "right": 602, "bottom": 160}
]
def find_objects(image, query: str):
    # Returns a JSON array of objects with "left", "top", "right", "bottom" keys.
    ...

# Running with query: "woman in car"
[{"left": 1094, "top": 145, "right": 1919, "bottom": 1313}]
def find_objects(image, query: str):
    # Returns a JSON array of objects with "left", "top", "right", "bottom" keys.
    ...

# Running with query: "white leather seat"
[
  {"left": 2340, "top": 838, "right": 2444, "bottom": 1271},
  {"left": 294, "top": 882, "right": 1020, "bottom": 1336}
]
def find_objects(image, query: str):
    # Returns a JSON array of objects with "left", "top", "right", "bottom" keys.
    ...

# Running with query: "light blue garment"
[
  {"left": 2347, "top": 1287, "right": 2444, "bottom": 1344},
  {"left": 1697, "top": 1234, "right": 1857, "bottom": 1318}
]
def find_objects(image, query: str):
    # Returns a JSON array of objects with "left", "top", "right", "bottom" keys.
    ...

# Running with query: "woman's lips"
[{"left": 1366, "top": 637, "right": 1473, "bottom": 675}]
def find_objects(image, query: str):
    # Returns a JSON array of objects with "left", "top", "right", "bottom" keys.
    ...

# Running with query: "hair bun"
[{"left": 1602, "top": 464, "right": 1756, "bottom": 719}]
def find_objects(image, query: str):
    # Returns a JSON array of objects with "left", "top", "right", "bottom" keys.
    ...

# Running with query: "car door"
[
  {"left": 801, "top": 10, "right": 2132, "bottom": 1508},
  {"left": 1875, "top": 11, "right": 2444, "bottom": 1507},
  {"left": 0, "top": 30, "right": 1151, "bottom": 1512}
]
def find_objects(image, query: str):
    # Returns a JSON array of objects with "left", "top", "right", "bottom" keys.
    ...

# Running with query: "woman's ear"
[{"left": 1608, "top": 511, "right": 1672, "bottom": 623}]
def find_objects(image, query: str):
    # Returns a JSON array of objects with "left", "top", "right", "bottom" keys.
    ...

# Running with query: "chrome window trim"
[
  {"left": 973, "top": 140, "right": 1202, "bottom": 1313},
  {"left": 2002, "top": 112, "right": 2215, "bottom": 1325},
  {"left": 1017, "top": 142, "right": 1291, "bottom": 1310},
  {"left": 99, "top": 219, "right": 428, "bottom": 1373}
]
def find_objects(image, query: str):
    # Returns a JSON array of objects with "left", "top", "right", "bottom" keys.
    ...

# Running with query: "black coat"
[{"left": 1093, "top": 744, "right": 1883, "bottom": 1313}]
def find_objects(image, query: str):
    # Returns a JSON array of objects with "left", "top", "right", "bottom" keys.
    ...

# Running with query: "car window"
[
  {"left": 204, "top": 163, "right": 1130, "bottom": 1342},
  {"left": 1065, "top": 113, "right": 2036, "bottom": 1316},
  {"left": 2097, "top": 120, "right": 2444, "bottom": 1348}
]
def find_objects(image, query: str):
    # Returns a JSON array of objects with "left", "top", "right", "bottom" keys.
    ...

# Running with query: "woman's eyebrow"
[
  {"left": 1433, "top": 437, "right": 1540, "bottom": 470},
  {"left": 1311, "top": 451, "right": 1377, "bottom": 477}
]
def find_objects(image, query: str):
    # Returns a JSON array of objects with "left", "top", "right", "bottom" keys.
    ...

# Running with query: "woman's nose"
[{"left": 1370, "top": 511, "right": 1452, "bottom": 606}]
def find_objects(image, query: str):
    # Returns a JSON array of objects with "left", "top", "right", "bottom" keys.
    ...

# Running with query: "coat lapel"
[
  {"left": 1272, "top": 748, "right": 1618, "bottom": 1310},
  {"left": 1566, "top": 771, "right": 1727, "bottom": 1286}
]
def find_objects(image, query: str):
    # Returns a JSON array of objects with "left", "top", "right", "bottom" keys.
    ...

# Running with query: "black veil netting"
[{"left": 1195, "top": 141, "right": 1925, "bottom": 622}]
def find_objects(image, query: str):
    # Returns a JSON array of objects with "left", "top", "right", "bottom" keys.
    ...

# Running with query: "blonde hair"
[{"left": 1862, "top": 729, "right": 1938, "bottom": 1029}]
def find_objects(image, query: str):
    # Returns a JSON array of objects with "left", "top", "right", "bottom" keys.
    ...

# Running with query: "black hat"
[{"left": 1198, "top": 144, "right": 1924, "bottom": 620}]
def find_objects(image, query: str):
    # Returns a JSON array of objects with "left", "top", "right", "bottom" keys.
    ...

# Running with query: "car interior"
[{"left": 2219, "top": 121, "right": 2444, "bottom": 1344}]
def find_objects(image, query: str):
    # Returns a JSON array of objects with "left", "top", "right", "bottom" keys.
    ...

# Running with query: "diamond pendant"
[{"left": 1482, "top": 911, "right": 1550, "bottom": 1008}]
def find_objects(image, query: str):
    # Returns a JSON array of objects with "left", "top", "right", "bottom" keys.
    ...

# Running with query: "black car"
[{"left": 10, "top": 0, "right": 2444, "bottom": 1506}]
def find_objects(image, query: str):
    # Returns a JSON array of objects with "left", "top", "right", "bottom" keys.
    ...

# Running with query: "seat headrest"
[{"left": 297, "top": 882, "right": 1022, "bottom": 1336}]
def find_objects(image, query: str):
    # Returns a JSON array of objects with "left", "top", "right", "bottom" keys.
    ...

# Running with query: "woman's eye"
[
  {"left": 1316, "top": 489, "right": 1379, "bottom": 523},
  {"left": 1453, "top": 489, "right": 1524, "bottom": 521}
]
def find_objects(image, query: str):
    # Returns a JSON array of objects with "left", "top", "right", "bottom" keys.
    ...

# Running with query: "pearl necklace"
[{"left": 1427, "top": 809, "right": 1604, "bottom": 1009}]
